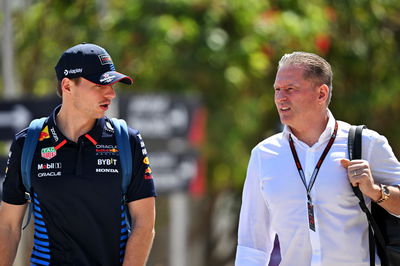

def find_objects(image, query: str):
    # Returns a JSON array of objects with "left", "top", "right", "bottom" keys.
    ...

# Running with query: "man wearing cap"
[{"left": 0, "top": 43, "right": 156, "bottom": 266}]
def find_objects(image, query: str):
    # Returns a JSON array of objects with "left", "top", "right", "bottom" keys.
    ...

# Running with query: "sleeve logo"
[{"left": 144, "top": 166, "right": 153, "bottom": 179}]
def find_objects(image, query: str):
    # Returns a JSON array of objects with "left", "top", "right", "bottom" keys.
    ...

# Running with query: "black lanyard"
[{"left": 288, "top": 120, "right": 338, "bottom": 231}]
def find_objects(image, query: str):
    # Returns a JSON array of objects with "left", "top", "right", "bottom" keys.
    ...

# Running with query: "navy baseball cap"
[{"left": 55, "top": 43, "right": 133, "bottom": 85}]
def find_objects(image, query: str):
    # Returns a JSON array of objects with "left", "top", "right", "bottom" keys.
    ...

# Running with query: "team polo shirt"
[{"left": 2, "top": 106, "right": 156, "bottom": 266}]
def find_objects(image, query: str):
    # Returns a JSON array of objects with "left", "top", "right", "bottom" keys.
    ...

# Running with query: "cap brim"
[{"left": 84, "top": 71, "right": 133, "bottom": 86}]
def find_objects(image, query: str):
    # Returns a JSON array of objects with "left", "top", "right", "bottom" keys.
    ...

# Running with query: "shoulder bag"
[{"left": 348, "top": 125, "right": 400, "bottom": 266}]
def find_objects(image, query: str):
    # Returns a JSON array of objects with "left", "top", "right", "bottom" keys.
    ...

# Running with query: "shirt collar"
[
  {"left": 282, "top": 109, "right": 336, "bottom": 146},
  {"left": 47, "top": 105, "right": 106, "bottom": 145}
]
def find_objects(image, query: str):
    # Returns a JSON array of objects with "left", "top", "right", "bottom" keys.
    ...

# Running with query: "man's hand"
[{"left": 340, "top": 159, "right": 381, "bottom": 201}]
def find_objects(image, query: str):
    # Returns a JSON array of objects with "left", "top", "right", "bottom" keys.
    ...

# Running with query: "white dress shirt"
[{"left": 235, "top": 111, "right": 400, "bottom": 266}]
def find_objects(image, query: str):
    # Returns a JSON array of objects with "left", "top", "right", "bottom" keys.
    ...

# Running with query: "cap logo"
[
  {"left": 100, "top": 73, "right": 116, "bottom": 83},
  {"left": 98, "top": 54, "right": 113, "bottom": 65},
  {"left": 64, "top": 68, "right": 83, "bottom": 76}
]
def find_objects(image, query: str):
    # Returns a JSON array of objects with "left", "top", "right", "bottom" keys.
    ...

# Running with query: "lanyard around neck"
[{"left": 288, "top": 121, "right": 338, "bottom": 201}]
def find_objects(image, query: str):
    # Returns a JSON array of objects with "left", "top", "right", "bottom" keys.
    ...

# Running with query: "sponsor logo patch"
[
  {"left": 38, "top": 163, "right": 62, "bottom": 170},
  {"left": 105, "top": 121, "right": 114, "bottom": 134},
  {"left": 97, "top": 158, "right": 117, "bottom": 166},
  {"left": 95, "top": 145, "right": 119, "bottom": 156},
  {"left": 41, "top": 147, "right": 57, "bottom": 160},
  {"left": 98, "top": 54, "right": 113, "bottom": 65},
  {"left": 64, "top": 68, "right": 83, "bottom": 76},
  {"left": 99, "top": 73, "right": 116, "bottom": 83},
  {"left": 38, "top": 171, "right": 61, "bottom": 177},
  {"left": 4, "top": 152, "right": 11, "bottom": 175},
  {"left": 137, "top": 134, "right": 147, "bottom": 155},
  {"left": 50, "top": 127, "right": 59, "bottom": 142},
  {"left": 39, "top": 126, "right": 50, "bottom": 141},
  {"left": 96, "top": 168, "right": 119, "bottom": 173},
  {"left": 144, "top": 166, "right": 153, "bottom": 179},
  {"left": 143, "top": 157, "right": 149, "bottom": 165}
]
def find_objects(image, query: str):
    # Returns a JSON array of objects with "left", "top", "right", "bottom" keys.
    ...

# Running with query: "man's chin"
[
  {"left": 278, "top": 116, "right": 291, "bottom": 125},
  {"left": 93, "top": 111, "right": 105, "bottom": 119}
]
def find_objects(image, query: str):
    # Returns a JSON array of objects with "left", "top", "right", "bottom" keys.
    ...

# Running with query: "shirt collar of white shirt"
[{"left": 281, "top": 109, "right": 336, "bottom": 148}]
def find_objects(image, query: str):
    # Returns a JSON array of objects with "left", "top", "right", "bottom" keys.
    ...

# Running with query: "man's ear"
[
  {"left": 318, "top": 84, "right": 329, "bottom": 104},
  {"left": 61, "top": 78, "right": 72, "bottom": 94}
]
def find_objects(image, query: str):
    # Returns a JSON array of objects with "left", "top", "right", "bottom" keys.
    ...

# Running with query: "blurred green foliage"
[{"left": 3, "top": 0, "right": 400, "bottom": 192}]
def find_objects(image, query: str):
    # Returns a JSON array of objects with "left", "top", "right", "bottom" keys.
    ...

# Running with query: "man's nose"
[
  {"left": 275, "top": 91, "right": 288, "bottom": 102},
  {"left": 104, "top": 85, "right": 116, "bottom": 99}
]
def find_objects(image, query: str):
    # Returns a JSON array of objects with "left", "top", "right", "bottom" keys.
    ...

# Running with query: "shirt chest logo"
[
  {"left": 38, "top": 171, "right": 61, "bottom": 177},
  {"left": 96, "top": 168, "right": 119, "bottom": 173},
  {"left": 38, "top": 162, "right": 62, "bottom": 170},
  {"left": 96, "top": 158, "right": 119, "bottom": 174},
  {"left": 95, "top": 144, "right": 119, "bottom": 156},
  {"left": 97, "top": 158, "right": 117, "bottom": 166},
  {"left": 41, "top": 147, "right": 57, "bottom": 160}
]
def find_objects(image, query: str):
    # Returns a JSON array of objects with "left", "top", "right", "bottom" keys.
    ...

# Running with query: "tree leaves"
[{"left": 5, "top": 0, "right": 400, "bottom": 191}]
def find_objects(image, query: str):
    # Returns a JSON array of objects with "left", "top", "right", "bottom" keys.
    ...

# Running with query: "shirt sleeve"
[
  {"left": 2, "top": 135, "right": 27, "bottom": 205},
  {"left": 364, "top": 130, "right": 400, "bottom": 217},
  {"left": 125, "top": 129, "right": 157, "bottom": 202},
  {"left": 235, "top": 148, "right": 274, "bottom": 266},
  {"left": 364, "top": 129, "right": 400, "bottom": 186}
]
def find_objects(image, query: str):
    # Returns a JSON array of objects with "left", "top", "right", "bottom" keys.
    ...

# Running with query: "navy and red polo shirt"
[{"left": 2, "top": 106, "right": 156, "bottom": 266}]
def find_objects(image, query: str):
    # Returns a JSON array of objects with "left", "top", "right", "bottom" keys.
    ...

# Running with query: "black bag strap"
[{"left": 348, "top": 125, "right": 388, "bottom": 266}]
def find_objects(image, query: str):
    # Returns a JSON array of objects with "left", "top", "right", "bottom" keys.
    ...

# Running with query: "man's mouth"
[
  {"left": 99, "top": 103, "right": 111, "bottom": 110},
  {"left": 280, "top": 107, "right": 290, "bottom": 111}
]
